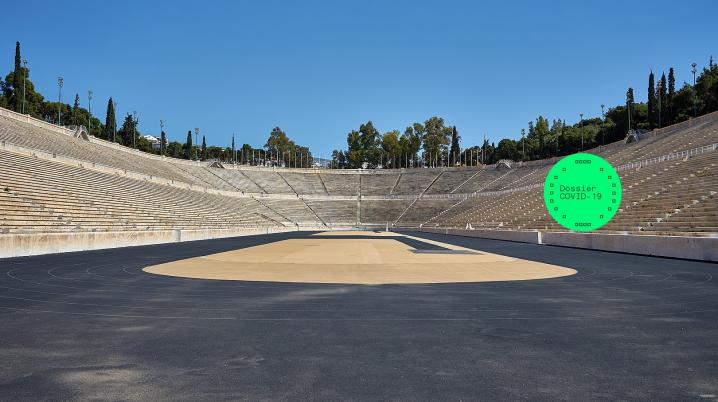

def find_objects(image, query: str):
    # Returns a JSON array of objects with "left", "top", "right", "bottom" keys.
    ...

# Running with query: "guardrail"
[{"left": 616, "top": 143, "right": 718, "bottom": 171}]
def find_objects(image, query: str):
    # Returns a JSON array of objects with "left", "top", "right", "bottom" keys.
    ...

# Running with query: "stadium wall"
[
  {"left": 418, "top": 228, "right": 718, "bottom": 262},
  {"left": 0, "top": 227, "right": 299, "bottom": 258}
]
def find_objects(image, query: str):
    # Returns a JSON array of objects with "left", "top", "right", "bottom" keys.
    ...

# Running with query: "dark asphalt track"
[{"left": 1, "top": 231, "right": 717, "bottom": 401}]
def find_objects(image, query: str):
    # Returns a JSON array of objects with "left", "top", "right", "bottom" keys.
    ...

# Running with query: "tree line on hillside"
[
  {"left": 331, "top": 56, "right": 718, "bottom": 168},
  {"left": 2, "top": 41, "right": 717, "bottom": 169},
  {"left": 0, "top": 42, "right": 316, "bottom": 167}
]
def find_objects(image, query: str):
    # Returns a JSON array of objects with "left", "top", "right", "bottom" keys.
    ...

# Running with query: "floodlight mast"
[
  {"left": 601, "top": 104, "right": 605, "bottom": 146},
  {"left": 57, "top": 77, "right": 64, "bottom": 125},
  {"left": 194, "top": 128, "right": 199, "bottom": 161},
  {"left": 21, "top": 59, "right": 27, "bottom": 114}
]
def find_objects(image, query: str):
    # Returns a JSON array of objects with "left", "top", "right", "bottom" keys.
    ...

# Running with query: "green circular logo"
[{"left": 543, "top": 153, "right": 622, "bottom": 231}]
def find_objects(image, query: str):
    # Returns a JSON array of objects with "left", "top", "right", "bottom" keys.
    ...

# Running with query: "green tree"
[
  {"left": 103, "top": 97, "right": 116, "bottom": 141},
  {"left": 359, "top": 121, "right": 381, "bottom": 167},
  {"left": 449, "top": 126, "right": 461, "bottom": 165},
  {"left": 381, "top": 130, "right": 402, "bottom": 168},
  {"left": 160, "top": 130, "right": 167, "bottom": 156},
  {"left": 403, "top": 124, "right": 423, "bottom": 167},
  {"left": 0, "top": 77, "right": 6, "bottom": 109},
  {"left": 201, "top": 135, "right": 207, "bottom": 160},
  {"left": 422, "top": 117, "right": 451, "bottom": 166},
  {"left": 72, "top": 94, "right": 80, "bottom": 125},
  {"left": 185, "top": 130, "right": 193, "bottom": 160},
  {"left": 117, "top": 113, "right": 136, "bottom": 146},
  {"left": 265, "top": 127, "right": 296, "bottom": 162},
  {"left": 346, "top": 129, "right": 363, "bottom": 168},
  {"left": 626, "top": 87, "right": 635, "bottom": 131},
  {"left": 659, "top": 72, "right": 667, "bottom": 128},
  {"left": 696, "top": 62, "right": 718, "bottom": 114},
  {"left": 647, "top": 71, "right": 656, "bottom": 129},
  {"left": 495, "top": 138, "right": 518, "bottom": 161},
  {"left": 668, "top": 67, "right": 676, "bottom": 124},
  {"left": 12, "top": 42, "right": 22, "bottom": 111}
]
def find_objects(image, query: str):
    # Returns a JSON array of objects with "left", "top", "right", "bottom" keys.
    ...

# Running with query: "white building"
[{"left": 141, "top": 134, "right": 161, "bottom": 151}]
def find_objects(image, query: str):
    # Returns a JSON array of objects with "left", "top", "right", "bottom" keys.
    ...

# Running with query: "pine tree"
[
  {"left": 72, "top": 94, "right": 80, "bottom": 125},
  {"left": 449, "top": 126, "right": 460, "bottom": 165},
  {"left": 668, "top": 68, "right": 676, "bottom": 125},
  {"left": 659, "top": 73, "right": 667, "bottom": 128},
  {"left": 118, "top": 113, "right": 135, "bottom": 145},
  {"left": 201, "top": 135, "right": 207, "bottom": 160},
  {"left": 185, "top": 130, "right": 193, "bottom": 160},
  {"left": 12, "top": 42, "right": 22, "bottom": 112},
  {"left": 647, "top": 71, "right": 656, "bottom": 129},
  {"left": 103, "top": 97, "right": 116, "bottom": 141}
]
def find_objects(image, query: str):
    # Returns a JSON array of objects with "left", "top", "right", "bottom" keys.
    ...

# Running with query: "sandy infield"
[{"left": 143, "top": 232, "right": 575, "bottom": 284}]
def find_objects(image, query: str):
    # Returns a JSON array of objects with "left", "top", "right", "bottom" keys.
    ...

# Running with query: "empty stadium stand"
[{"left": 0, "top": 106, "right": 716, "bottom": 253}]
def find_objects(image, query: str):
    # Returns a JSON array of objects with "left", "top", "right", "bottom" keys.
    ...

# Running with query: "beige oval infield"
[{"left": 143, "top": 232, "right": 576, "bottom": 284}]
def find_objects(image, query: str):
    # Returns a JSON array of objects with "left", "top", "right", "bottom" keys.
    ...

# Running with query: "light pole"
[
  {"left": 579, "top": 113, "right": 584, "bottom": 151},
  {"left": 194, "top": 128, "right": 199, "bottom": 161},
  {"left": 57, "top": 77, "right": 63, "bottom": 125},
  {"left": 88, "top": 90, "right": 93, "bottom": 135},
  {"left": 691, "top": 62, "right": 698, "bottom": 117},
  {"left": 21, "top": 59, "right": 27, "bottom": 114},
  {"left": 520, "top": 129, "right": 525, "bottom": 161},
  {"left": 600, "top": 105, "right": 605, "bottom": 146}
]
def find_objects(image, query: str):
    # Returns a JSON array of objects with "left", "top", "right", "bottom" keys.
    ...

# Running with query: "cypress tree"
[
  {"left": 647, "top": 71, "right": 656, "bottom": 129},
  {"left": 668, "top": 68, "right": 676, "bottom": 124},
  {"left": 626, "top": 88, "right": 635, "bottom": 132},
  {"left": 659, "top": 73, "right": 667, "bottom": 128},
  {"left": 13, "top": 42, "right": 22, "bottom": 112},
  {"left": 103, "top": 97, "right": 116, "bottom": 141},
  {"left": 160, "top": 130, "right": 166, "bottom": 156},
  {"left": 449, "top": 126, "right": 460, "bottom": 165},
  {"left": 201, "top": 135, "right": 207, "bottom": 160},
  {"left": 185, "top": 130, "right": 193, "bottom": 160}
]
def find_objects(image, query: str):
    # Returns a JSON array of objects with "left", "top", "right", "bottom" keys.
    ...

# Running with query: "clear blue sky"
[{"left": 2, "top": 0, "right": 716, "bottom": 157}]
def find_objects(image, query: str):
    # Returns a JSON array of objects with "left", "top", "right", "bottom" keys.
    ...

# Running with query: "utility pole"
[
  {"left": 57, "top": 77, "right": 63, "bottom": 125},
  {"left": 601, "top": 105, "right": 606, "bottom": 146},
  {"left": 21, "top": 59, "right": 27, "bottom": 114},
  {"left": 88, "top": 90, "right": 93, "bottom": 135},
  {"left": 194, "top": 128, "right": 199, "bottom": 161}
]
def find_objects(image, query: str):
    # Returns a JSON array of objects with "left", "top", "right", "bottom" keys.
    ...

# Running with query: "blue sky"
[{"left": 2, "top": 0, "right": 716, "bottom": 156}]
